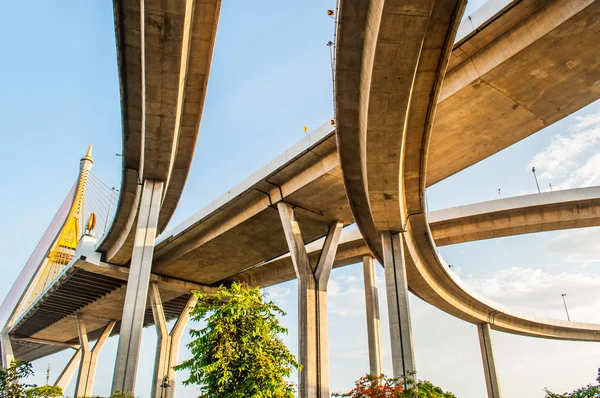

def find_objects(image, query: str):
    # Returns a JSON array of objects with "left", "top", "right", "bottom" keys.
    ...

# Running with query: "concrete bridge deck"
[
  {"left": 97, "top": 0, "right": 222, "bottom": 265},
  {"left": 333, "top": 0, "right": 600, "bottom": 377},
  {"left": 3, "top": 0, "right": 600, "bottom": 392},
  {"left": 99, "top": 0, "right": 600, "bottom": 268},
  {"left": 9, "top": 124, "right": 600, "bottom": 360}
]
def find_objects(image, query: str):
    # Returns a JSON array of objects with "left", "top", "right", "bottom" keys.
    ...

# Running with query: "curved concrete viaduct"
[
  {"left": 4, "top": 125, "right": 600, "bottom": 395},
  {"left": 334, "top": 0, "right": 600, "bottom": 388},
  {"left": 3, "top": 0, "right": 600, "bottom": 395},
  {"left": 97, "top": 0, "right": 221, "bottom": 265}
]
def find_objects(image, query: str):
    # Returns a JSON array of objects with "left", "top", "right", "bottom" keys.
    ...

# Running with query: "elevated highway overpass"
[
  {"left": 2, "top": 0, "right": 600, "bottom": 396},
  {"left": 7, "top": 125, "right": 600, "bottom": 360},
  {"left": 334, "top": 0, "right": 600, "bottom": 395},
  {"left": 98, "top": 0, "right": 221, "bottom": 265}
]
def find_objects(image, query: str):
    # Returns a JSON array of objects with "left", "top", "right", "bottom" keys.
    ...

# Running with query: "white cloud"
[
  {"left": 558, "top": 153, "right": 600, "bottom": 189},
  {"left": 263, "top": 285, "right": 292, "bottom": 301},
  {"left": 573, "top": 112, "right": 600, "bottom": 130},
  {"left": 465, "top": 266, "right": 600, "bottom": 322},
  {"left": 547, "top": 227, "right": 600, "bottom": 266},
  {"left": 528, "top": 111, "right": 600, "bottom": 186},
  {"left": 328, "top": 276, "right": 367, "bottom": 317}
]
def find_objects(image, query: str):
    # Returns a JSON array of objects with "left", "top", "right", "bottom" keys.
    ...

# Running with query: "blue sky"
[{"left": 1, "top": 0, "right": 599, "bottom": 397}]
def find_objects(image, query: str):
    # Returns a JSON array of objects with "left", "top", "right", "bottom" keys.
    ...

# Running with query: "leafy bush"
[
  {"left": 333, "top": 373, "right": 457, "bottom": 398},
  {"left": 175, "top": 283, "right": 300, "bottom": 397},
  {"left": 26, "top": 384, "right": 63, "bottom": 397},
  {"left": 0, "top": 360, "right": 35, "bottom": 398}
]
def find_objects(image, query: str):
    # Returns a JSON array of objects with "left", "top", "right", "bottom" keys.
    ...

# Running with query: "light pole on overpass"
[
  {"left": 532, "top": 167, "right": 541, "bottom": 193},
  {"left": 561, "top": 294, "right": 571, "bottom": 321}
]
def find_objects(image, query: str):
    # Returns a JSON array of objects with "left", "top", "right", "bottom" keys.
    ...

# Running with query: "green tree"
[
  {"left": 175, "top": 283, "right": 300, "bottom": 397},
  {"left": 25, "top": 363, "right": 62, "bottom": 398},
  {"left": 0, "top": 360, "right": 35, "bottom": 398},
  {"left": 25, "top": 385, "right": 62, "bottom": 398}
]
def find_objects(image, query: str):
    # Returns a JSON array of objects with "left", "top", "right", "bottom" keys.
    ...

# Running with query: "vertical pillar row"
[
  {"left": 112, "top": 179, "right": 164, "bottom": 395},
  {"left": 75, "top": 316, "right": 116, "bottom": 397},
  {"left": 362, "top": 255, "right": 383, "bottom": 376},
  {"left": 478, "top": 323, "right": 502, "bottom": 398},
  {"left": 382, "top": 231, "right": 416, "bottom": 380},
  {"left": 149, "top": 283, "right": 198, "bottom": 398},
  {"left": 277, "top": 202, "right": 342, "bottom": 398}
]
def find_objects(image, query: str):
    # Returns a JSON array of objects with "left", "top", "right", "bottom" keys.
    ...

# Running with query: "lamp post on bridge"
[
  {"left": 531, "top": 167, "right": 541, "bottom": 193},
  {"left": 561, "top": 294, "right": 571, "bottom": 321}
]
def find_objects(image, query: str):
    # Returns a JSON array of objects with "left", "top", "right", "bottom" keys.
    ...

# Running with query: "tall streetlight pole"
[
  {"left": 532, "top": 167, "right": 541, "bottom": 193},
  {"left": 561, "top": 294, "right": 571, "bottom": 321}
]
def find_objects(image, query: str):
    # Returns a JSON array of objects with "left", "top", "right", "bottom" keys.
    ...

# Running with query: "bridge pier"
[
  {"left": 362, "top": 255, "right": 383, "bottom": 376},
  {"left": 149, "top": 283, "right": 197, "bottom": 398},
  {"left": 0, "top": 329, "right": 14, "bottom": 368},
  {"left": 478, "top": 323, "right": 502, "bottom": 398},
  {"left": 75, "top": 316, "right": 115, "bottom": 397},
  {"left": 278, "top": 202, "right": 342, "bottom": 398},
  {"left": 382, "top": 231, "right": 416, "bottom": 380},
  {"left": 54, "top": 348, "right": 82, "bottom": 390},
  {"left": 112, "top": 179, "right": 164, "bottom": 395}
]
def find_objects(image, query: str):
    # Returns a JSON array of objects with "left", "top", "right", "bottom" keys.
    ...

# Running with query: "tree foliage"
[
  {"left": 25, "top": 363, "right": 62, "bottom": 398},
  {"left": 0, "top": 360, "right": 35, "bottom": 398},
  {"left": 545, "top": 368, "right": 600, "bottom": 397},
  {"left": 175, "top": 283, "right": 300, "bottom": 397},
  {"left": 333, "top": 373, "right": 457, "bottom": 398},
  {"left": 25, "top": 384, "right": 63, "bottom": 397}
]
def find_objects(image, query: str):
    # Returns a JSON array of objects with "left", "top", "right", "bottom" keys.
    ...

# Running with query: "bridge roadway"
[
  {"left": 97, "top": 0, "right": 222, "bottom": 265},
  {"left": 2, "top": 0, "right": 600, "bottom": 394},
  {"left": 8, "top": 124, "right": 600, "bottom": 362},
  {"left": 334, "top": 0, "right": 600, "bottom": 393},
  {"left": 98, "top": 0, "right": 600, "bottom": 268}
]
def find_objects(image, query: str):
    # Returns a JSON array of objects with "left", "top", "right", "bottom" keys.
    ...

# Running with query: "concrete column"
[
  {"left": 112, "top": 179, "right": 164, "bottom": 395},
  {"left": 149, "top": 283, "right": 198, "bottom": 398},
  {"left": 362, "top": 255, "right": 383, "bottom": 376},
  {"left": 278, "top": 202, "right": 342, "bottom": 398},
  {"left": 0, "top": 329, "right": 14, "bottom": 368},
  {"left": 75, "top": 316, "right": 116, "bottom": 397},
  {"left": 54, "top": 348, "right": 82, "bottom": 390},
  {"left": 382, "top": 231, "right": 415, "bottom": 380},
  {"left": 478, "top": 323, "right": 502, "bottom": 398}
]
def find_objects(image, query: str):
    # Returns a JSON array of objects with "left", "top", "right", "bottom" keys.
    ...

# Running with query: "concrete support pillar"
[
  {"left": 362, "top": 255, "right": 383, "bottom": 376},
  {"left": 478, "top": 323, "right": 502, "bottom": 398},
  {"left": 277, "top": 202, "right": 342, "bottom": 398},
  {"left": 382, "top": 231, "right": 415, "bottom": 380},
  {"left": 54, "top": 348, "right": 82, "bottom": 390},
  {"left": 112, "top": 180, "right": 164, "bottom": 395},
  {"left": 0, "top": 329, "right": 14, "bottom": 368},
  {"left": 75, "top": 316, "right": 116, "bottom": 397},
  {"left": 149, "top": 283, "right": 198, "bottom": 398}
]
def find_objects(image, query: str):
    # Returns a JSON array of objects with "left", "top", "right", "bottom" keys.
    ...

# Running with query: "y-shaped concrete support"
[
  {"left": 75, "top": 316, "right": 116, "bottom": 397},
  {"left": 149, "top": 283, "right": 198, "bottom": 398},
  {"left": 478, "top": 323, "right": 502, "bottom": 398},
  {"left": 54, "top": 348, "right": 82, "bottom": 390},
  {"left": 362, "top": 255, "right": 383, "bottom": 376},
  {"left": 0, "top": 329, "right": 14, "bottom": 368},
  {"left": 278, "top": 202, "right": 342, "bottom": 398},
  {"left": 112, "top": 180, "right": 164, "bottom": 395},
  {"left": 382, "top": 231, "right": 415, "bottom": 380}
]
